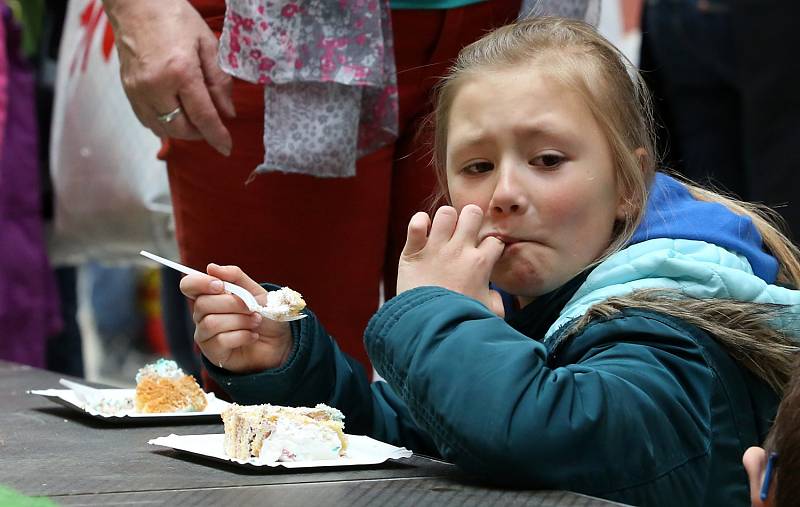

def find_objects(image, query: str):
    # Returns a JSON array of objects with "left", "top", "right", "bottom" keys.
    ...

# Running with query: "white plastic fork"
[
  {"left": 140, "top": 250, "right": 306, "bottom": 322},
  {"left": 59, "top": 378, "right": 103, "bottom": 406}
]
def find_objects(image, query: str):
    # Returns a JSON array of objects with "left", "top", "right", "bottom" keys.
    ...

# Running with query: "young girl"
[{"left": 180, "top": 17, "right": 800, "bottom": 507}]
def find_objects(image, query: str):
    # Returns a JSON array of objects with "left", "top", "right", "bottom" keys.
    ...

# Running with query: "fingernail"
[
  {"left": 251, "top": 332, "right": 260, "bottom": 340},
  {"left": 210, "top": 280, "right": 223, "bottom": 292},
  {"left": 218, "top": 144, "right": 232, "bottom": 157}
]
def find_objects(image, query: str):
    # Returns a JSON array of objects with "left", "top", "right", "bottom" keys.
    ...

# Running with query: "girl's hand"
[
  {"left": 180, "top": 264, "right": 292, "bottom": 373},
  {"left": 397, "top": 205, "right": 506, "bottom": 317}
]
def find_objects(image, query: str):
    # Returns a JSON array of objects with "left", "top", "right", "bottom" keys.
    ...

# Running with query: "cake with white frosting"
[
  {"left": 134, "top": 358, "right": 207, "bottom": 413},
  {"left": 221, "top": 403, "right": 347, "bottom": 461}
]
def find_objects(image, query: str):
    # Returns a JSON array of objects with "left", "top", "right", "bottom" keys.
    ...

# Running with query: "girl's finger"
[
  {"left": 206, "top": 263, "right": 266, "bottom": 296},
  {"left": 401, "top": 212, "right": 431, "bottom": 256},
  {"left": 180, "top": 273, "right": 225, "bottom": 300},
  {"left": 427, "top": 206, "right": 459, "bottom": 248},
  {"left": 477, "top": 234, "right": 506, "bottom": 267},
  {"left": 451, "top": 204, "right": 484, "bottom": 246},
  {"left": 192, "top": 293, "right": 253, "bottom": 323},
  {"left": 194, "top": 312, "right": 262, "bottom": 344}
]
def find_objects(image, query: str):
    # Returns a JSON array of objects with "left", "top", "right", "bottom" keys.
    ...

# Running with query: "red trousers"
[{"left": 162, "top": 1, "right": 520, "bottom": 374}]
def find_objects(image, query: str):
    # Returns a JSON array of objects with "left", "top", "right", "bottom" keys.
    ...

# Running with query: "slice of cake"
[
  {"left": 260, "top": 287, "right": 306, "bottom": 320},
  {"left": 134, "top": 359, "right": 208, "bottom": 413},
  {"left": 221, "top": 403, "right": 347, "bottom": 462}
]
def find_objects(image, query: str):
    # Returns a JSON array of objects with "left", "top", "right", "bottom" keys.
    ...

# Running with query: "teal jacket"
[{"left": 207, "top": 175, "right": 797, "bottom": 506}]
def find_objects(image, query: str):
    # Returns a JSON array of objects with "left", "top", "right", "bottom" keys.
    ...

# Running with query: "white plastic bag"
[{"left": 49, "top": 0, "right": 177, "bottom": 265}]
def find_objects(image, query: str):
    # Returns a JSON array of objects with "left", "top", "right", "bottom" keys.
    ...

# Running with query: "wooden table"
[{"left": 0, "top": 360, "right": 626, "bottom": 506}]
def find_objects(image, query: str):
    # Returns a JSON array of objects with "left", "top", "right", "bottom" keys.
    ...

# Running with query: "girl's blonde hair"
[{"left": 430, "top": 16, "right": 800, "bottom": 390}]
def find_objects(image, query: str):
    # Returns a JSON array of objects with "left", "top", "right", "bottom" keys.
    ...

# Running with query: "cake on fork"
[{"left": 261, "top": 287, "right": 306, "bottom": 320}]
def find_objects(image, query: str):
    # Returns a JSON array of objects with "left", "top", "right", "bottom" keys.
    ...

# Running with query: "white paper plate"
[
  {"left": 29, "top": 388, "right": 229, "bottom": 423},
  {"left": 149, "top": 433, "right": 413, "bottom": 469}
]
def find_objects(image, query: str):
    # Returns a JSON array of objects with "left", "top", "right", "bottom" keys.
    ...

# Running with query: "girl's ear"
[
  {"left": 743, "top": 447, "right": 771, "bottom": 507},
  {"left": 616, "top": 147, "right": 649, "bottom": 221},
  {"left": 615, "top": 200, "right": 628, "bottom": 222},
  {"left": 634, "top": 147, "right": 648, "bottom": 169}
]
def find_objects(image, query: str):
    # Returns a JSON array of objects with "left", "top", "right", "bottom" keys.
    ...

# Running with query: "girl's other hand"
[
  {"left": 179, "top": 264, "right": 292, "bottom": 373},
  {"left": 397, "top": 205, "right": 506, "bottom": 317}
]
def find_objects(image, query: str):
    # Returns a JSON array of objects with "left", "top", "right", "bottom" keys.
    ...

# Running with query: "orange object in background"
[{"left": 140, "top": 268, "right": 170, "bottom": 357}]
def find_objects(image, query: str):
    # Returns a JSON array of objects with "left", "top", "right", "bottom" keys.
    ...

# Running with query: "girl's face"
[{"left": 446, "top": 66, "right": 624, "bottom": 305}]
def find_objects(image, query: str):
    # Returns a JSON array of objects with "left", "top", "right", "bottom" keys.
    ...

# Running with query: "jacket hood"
[{"left": 630, "top": 173, "right": 778, "bottom": 283}]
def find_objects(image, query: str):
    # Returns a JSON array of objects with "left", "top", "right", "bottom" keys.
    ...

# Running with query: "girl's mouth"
[{"left": 486, "top": 233, "right": 521, "bottom": 245}]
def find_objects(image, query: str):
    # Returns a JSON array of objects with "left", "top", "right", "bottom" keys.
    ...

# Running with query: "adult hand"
[
  {"left": 397, "top": 205, "right": 506, "bottom": 317},
  {"left": 103, "top": 0, "right": 235, "bottom": 155},
  {"left": 180, "top": 264, "right": 293, "bottom": 373}
]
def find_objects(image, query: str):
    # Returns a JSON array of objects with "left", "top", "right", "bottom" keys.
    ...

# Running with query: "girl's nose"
[{"left": 489, "top": 166, "right": 527, "bottom": 216}]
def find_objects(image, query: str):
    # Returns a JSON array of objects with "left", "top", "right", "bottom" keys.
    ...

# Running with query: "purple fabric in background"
[
  {"left": 0, "top": 4, "right": 61, "bottom": 367},
  {"left": 0, "top": 4, "right": 6, "bottom": 155}
]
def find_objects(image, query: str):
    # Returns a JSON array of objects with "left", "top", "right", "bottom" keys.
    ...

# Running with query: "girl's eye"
[
  {"left": 530, "top": 153, "right": 564, "bottom": 168},
  {"left": 462, "top": 161, "right": 494, "bottom": 174}
]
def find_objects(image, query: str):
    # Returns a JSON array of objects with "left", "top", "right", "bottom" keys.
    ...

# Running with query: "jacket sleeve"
[
  {"left": 365, "top": 286, "right": 716, "bottom": 501},
  {"left": 203, "top": 306, "right": 439, "bottom": 456}
]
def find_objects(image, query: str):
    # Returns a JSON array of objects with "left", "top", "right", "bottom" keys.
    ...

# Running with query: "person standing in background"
[{"left": 640, "top": 0, "right": 800, "bottom": 241}]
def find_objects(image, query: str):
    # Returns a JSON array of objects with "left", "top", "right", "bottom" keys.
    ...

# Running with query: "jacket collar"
[{"left": 504, "top": 270, "right": 590, "bottom": 340}]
